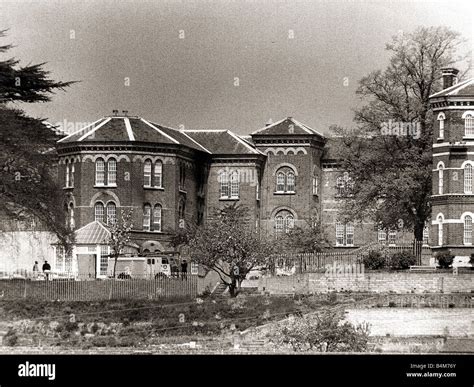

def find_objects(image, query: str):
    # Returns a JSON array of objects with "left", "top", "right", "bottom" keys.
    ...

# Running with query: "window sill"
[
  {"left": 63, "top": 186, "right": 74, "bottom": 190},
  {"left": 144, "top": 186, "right": 164, "bottom": 191},
  {"left": 219, "top": 197, "right": 239, "bottom": 201},
  {"left": 273, "top": 191, "right": 296, "bottom": 195},
  {"left": 94, "top": 184, "right": 117, "bottom": 188}
]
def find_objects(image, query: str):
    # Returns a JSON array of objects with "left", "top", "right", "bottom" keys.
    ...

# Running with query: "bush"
[
  {"left": 90, "top": 336, "right": 118, "bottom": 347},
  {"left": 362, "top": 250, "right": 387, "bottom": 270},
  {"left": 3, "top": 328, "right": 19, "bottom": 346},
  {"left": 389, "top": 251, "right": 417, "bottom": 270},
  {"left": 435, "top": 252, "right": 454, "bottom": 269}
]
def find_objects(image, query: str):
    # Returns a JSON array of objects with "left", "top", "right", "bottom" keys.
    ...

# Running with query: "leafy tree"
[
  {"left": 274, "top": 310, "right": 370, "bottom": 352},
  {"left": 0, "top": 30, "right": 75, "bottom": 249},
  {"left": 279, "top": 216, "right": 329, "bottom": 253},
  {"left": 182, "top": 203, "right": 275, "bottom": 297},
  {"left": 106, "top": 209, "right": 134, "bottom": 278},
  {"left": 332, "top": 26, "right": 468, "bottom": 241}
]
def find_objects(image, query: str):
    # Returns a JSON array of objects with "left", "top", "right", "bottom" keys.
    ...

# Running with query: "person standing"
[
  {"left": 32, "top": 261, "right": 39, "bottom": 279},
  {"left": 42, "top": 260, "right": 51, "bottom": 281},
  {"left": 181, "top": 260, "right": 188, "bottom": 280}
]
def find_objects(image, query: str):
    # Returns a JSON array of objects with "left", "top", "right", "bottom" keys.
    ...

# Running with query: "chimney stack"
[
  {"left": 112, "top": 109, "right": 119, "bottom": 116},
  {"left": 265, "top": 118, "right": 273, "bottom": 127},
  {"left": 441, "top": 68, "right": 459, "bottom": 90},
  {"left": 122, "top": 110, "right": 128, "bottom": 117}
]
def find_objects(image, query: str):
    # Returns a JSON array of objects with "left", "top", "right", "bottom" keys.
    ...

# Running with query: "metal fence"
[
  {"left": 272, "top": 241, "right": 432, "bottom": 274},
  {"left": 0, "top": 275, "right": 198, "bottom": 301}
]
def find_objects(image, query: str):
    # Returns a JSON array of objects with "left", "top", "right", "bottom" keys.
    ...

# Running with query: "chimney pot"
[{"left": 441, "top": 68, "right": 459, "bottom": 90}]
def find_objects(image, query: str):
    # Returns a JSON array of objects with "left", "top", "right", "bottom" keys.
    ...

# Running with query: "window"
[
  {"left": 178, "top": 199, "right": 186, "bottom": 220},
  {"left": 154, "top": 161, "right": 163, "bottom": 188},
  {"left": 70, "top": 164, "right": 75, "bottom": 187},
  {"left": 274, "top": 210, "right": 294, "bottom": 234},
  {"left": 464, "top": 164, "right": 472, "bottom": 193},
  {"left": 346, "top": 223, "right": 354, "bottom": 245},
  {"left": 437, "top": 112, "right": 445, "bottom": 139},
  {"left": 275, "top": 167, "right": 296, "bottom": 193},
  {"left": 94, "top": 202, "right": 105, "bottom": 223},
  {"left": 107, "top": 159, "right": 117, "bottom": 185},
  {"left": 219, "top": 170, "right": 230, "bottom": 198},
  {"left": 144, "top": 160, "right": 152, "bottom": 187},
  {"left": 106, "top": 202, "right": 116, "bottom": 225},
  {"left": 153, "top": 204, "right": 162, "bottom": 232},
  {"left": 336, "top": 172, "right": 354, "bottom": 197},
  {"left": 69, "top": 203, "right": 75, "bottom": 230},
  {"left": 423, "top": 226, "right": 429, "bottom": 245},
  {"left": 336, "top": 222, "right": 345, "bottom": 246},
  {"left": 437, "top": 215, "right": 443, "bottom": 246},
  {"left": 464, "top": 215, "right": 472, "bottom": 245},
  {"left": 143, "top": 204, "right": 151, "bottom": 231},
  {"left": 179, "top": 163, "right": 186, "bottom": 191},
  {"left": 256, "top": 181, "right": 260, "bottom": 201},
  {"left": 99, "top": 245, "right": 109, "bottom": 276},
  {"left": 438, "top": 163, "right": 444, "bottom": 195},
  {"left": 65, "top": 162, "right": 70, "bottom": 187},
  {"left": 388, "top": 230, "right": 397, "bottom": 245},
  {"left": 335, "top": 222, "right": 355, "bottom": 246},
  {"left": 230, "top": 171, "right": 239, "bottom": 198},
  {"left": 463, "top": 112, "right": 474, "bottom": 137},
  {"left": 95, "top": 158, "right": 105, "bottom": 186},
  {"left": 312, "top": 176, "right": 318, "bottom": 195},
  {"left": 378, "top": 227, "right": 386, "bottom": 243}
]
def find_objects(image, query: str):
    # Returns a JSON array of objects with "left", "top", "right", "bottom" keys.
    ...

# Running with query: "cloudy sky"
[{"left": 1, "top": 0, "right": 473, "bottom": 135}]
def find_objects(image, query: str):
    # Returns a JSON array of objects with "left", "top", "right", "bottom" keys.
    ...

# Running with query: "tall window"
[
  {"left": 464, "top": 215, "right": 472, "bottom": 245},
  {"left": 99, "top": 245, "right": 109, "bottom": 276},
  {"left": 95, "top": 158, "right": 105, "bottom": 186},
  {"left": 437, "top": 112, "right": 445, "bottom": 139},
  {"left": 95, "top": 202, "right": 105, "bottom": 223},
  {"left": 65, "top": 162, "right": 70, "bottom": 187},
  {"left": 438, "top": 163, "right": 444, "bottom": 194},
  {"left": 106, "top": 202, "right": 116, "bottom": 225},
  {"left": 464, "top": 164, "right": 472, "bottom": 193},
  {"left": 153, "top": 204, "right": 162, "bottom": 232},
  {"left": 179, "top": 163, "right": 186, "bottom": 191},
  {"left": 312, "top": 176, "right": 319, "bottom": 195},
  {"left": 144, "top": 160, "right": 152, "bottom": 187},
  {"left": 464, "top": 112, "right": 474, "bottom": 137},
  {"left": 437, "top": 215, "right": 443, "bottom": 246},
  {"left": 377, "top": 227, "right": 387, "bottom": 243},
  {"left": 336, "top": 172, "right": 354, "bottom": 197},
  {"left": 69, "top": 203, "right": 75, "bottom": 230},
  {"left": 107, "top": 159, "right": 117, "bottom": 185},
  {"left": 154, "top": 161, "right": 163, "bottom": 188},
  {"left": 346, "top": 223, "right": 354, "bottom": 245},
  {"left": 143, "top": 204, "right": 151, "bottom": 231},
  {"left": 219, "top": 170, "right": 230, "bottom": 198},
  {"left": 230, "top": 171, "right": 240, "bottom": 198},
  {"left": 336, "top": 222, "right": 354, "bottom": 246},
  {"left": 423, "top": 226, "right": 429, "bottom": 245},
  {"left": 274, "top": 210, "right": 294, "bottom": 234},
  {"left": 178, "top": 199, "right": 186, "bottom": 221},
  {"left": 388, "top": 230, "right": 397, "bottom": 245},
  {"left": 70, "top": 164, "right": 75, "bottom": 187},
  {"left": 275, "top": 167, "right": 296, "bottom": 193},
  {"left": 336, "top": 222, "right": 345, "bottom": 246}
]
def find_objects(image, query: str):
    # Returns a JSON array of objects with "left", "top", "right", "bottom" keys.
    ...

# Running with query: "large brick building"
[{"left": 430, "top": 69, "right": 474, "bottom": 262}]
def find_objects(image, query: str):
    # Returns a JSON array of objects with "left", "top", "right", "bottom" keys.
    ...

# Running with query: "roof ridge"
[
  {"left": 227, "top": 130, "right": 260, "bottom": 154},
  {"left": 77, "top": 117, "right": 112, "bottom": 141},
  {"left": 140, "top": 118, "right": 180, "bottom": 144},
  {"left": 251, "top": 117, "right": 287, "bottom": 134},
  {"left": 57, "top": 117, "right": 106, "bottom": 143},
  {"left": 429, "top": 78, "right": 474, "bottom": 98}
]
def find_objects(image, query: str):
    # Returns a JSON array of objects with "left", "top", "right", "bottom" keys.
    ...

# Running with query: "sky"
[{"left": 1, "top": 0, "right": 473, "bottom": 136}]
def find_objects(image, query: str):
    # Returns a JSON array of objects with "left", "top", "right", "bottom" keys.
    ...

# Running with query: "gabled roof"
[
  {"left": 57, "top": 116, "right": 210, "bottom": 153},
  {"left": 74, "top": 221, "right": 110, "bottom": 245},
  {"left": 429, "top": 78, "right": 474, "bottom": 98},
  {"left": 251, "top": 117, "right": 325, "bottom": 137},
  {"left": 183, "top": 130, "right": 261, "bottom": 155}
]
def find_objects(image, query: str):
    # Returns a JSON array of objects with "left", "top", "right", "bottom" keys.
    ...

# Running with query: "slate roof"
[
  {"left": 74, "top": 221, "right": 110, "bottom": 245},
  {"left": 183, "top": 130, "right": 261, "bottom": 155},
  {"left": 430, "top": 78, "right": 474, "bottom": 98},
  {"left": 251, "top": 117, "right": 325, "bottom": 138}
]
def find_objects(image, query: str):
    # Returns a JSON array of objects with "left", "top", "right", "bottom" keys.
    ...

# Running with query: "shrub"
[
  {"left": 435, "top": 252, "right": 454, "bottom": 269},
  {"left": 362, "top": 250, "right": 387, "bottom": 270},
  {"left": 389, "top": 251, "right": 417, "bottom": 270},
  {"left": 3, "top": 328, "right": 19, "bottom": 346},
  {"left": 90, "top": 336, "right": 117, "bottom": 347}
]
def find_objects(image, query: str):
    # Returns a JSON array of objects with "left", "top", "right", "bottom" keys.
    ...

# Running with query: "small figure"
[
  {"left": 42, "top": 260, "right": 51, "bottom": 281},
  {"left": 32, "top": 261, "right": 39, "bottom": 279},
  {"left": 181, "top": 259, "right": 188, "bottom": 280}
]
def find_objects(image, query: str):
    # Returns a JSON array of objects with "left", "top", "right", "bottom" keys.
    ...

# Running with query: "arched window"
[
  {"left": 274, "top": 210, "right": 295, "bottom": 235},
  {"left": 106, "top": 202, "right": 116, "bottom": 225},
  {"left": 464, "top": 215, "right": 472, "bottom": 245},
  {"left": 70, "top": 163, "right": 75, "bottom": 187},
  {"left": 154, "top": 160, "right": 163, "bottom": 188},
  {"left": 69, "top": 203, "right": 75, "bottom": 230},
  {"left": 65, "top": 162, "right": 70, "bottom": 187},
  {"left": 219, "top": 170, "right": 230, "bottom": 198},
  {"left": 463, "top": 111, "right": 474, "bottom": 137},
  {"left": 144, "top": 160, "right": 152, "bottom": 187},
  {"left": 107, "top": 159, "right": 117, "bottom": 185},
  {"left": 464, "top": 164, "right": 472, "bottom": 194},
  {"left": 275, "top": 167, "right": 296, "bottom": 193},
  {"left": 437, "top": 112, "right": 445, "bottom": 139},
  {"left": 230, "top": 171, "right": 239, "bottom": 198},
  {"left": 438, "top": 163, "right": 444, "bottom": 194},
  {"left": 437, "top": 215, "right": 443, "bottom": 246},
  {"left": 95, "top": 158, "right": 105, "bottom": 186},
  {"left": 94, "top": 202, "right": 105, "bottom": 223},
  {"left": 143, "top": 204, "right": 151, "bottom": 231},
  {"left": 153, "top": 204, "right": 162, "bottom": 232}
]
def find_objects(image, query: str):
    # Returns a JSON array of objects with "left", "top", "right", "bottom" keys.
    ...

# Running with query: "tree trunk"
[
  {"left": 413, "top": 220, "right": 425, "bottom": 265},
  {"left": 113, "top": 255, "right": 118, "bottom": 278},
  {"left": 229, "top": 276, "right": 238, "bottom": 297}
]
